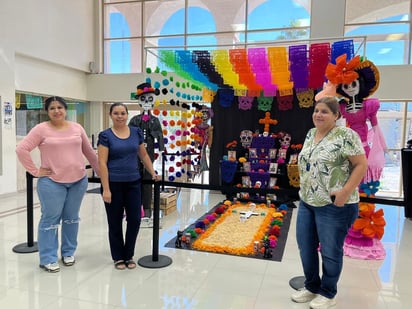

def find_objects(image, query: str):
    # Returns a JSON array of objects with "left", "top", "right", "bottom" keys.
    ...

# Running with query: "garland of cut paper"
[
  {"left": 211, "top": 50, "right": 246, "bottom": 97},
  {"left": 267, "top": 46, "right": 294, "bottom": 97},
  {"left": 155, "top": 39, "right": 355, "bottom": 102}
]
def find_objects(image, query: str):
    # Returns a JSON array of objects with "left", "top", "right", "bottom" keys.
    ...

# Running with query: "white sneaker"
[
  {"left": 62, "top": 256, "right": 75, "bottom": 266},
  {"left": 40, "top": 262, "right": 60, "bottom": 273},
  {"left": 310, "top": 295, "right": 336, "bottom": 309},
  {"left": 291, "top": 288, "right": 317, "bottom": 303}
]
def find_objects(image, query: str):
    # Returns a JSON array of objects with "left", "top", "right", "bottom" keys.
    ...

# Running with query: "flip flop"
[
  {"left": 125, "top": 260, "right": 136, "bottom": 269},
  {"left": 114, "top": 260, "right": 126, "bottom": 270}
]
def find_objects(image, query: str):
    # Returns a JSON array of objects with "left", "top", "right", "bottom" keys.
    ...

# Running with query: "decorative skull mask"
[
  {"left": 279, "top": 132, "right": 291, "bottom": 148},
  {"left": 240, "top": 130, "right": 253, "bottom": 148},
  {"left": 296, "top": 89, "right": 314, "bottom": 108},
  {"left": 257, "top": 95, "right": 273, "bottom": 111},
  {"left": 341, "top": 79, "right": 360, "bottom": 100},
  {"left": 139, "top": 92, "right": 155, "bottom": 111},
  {"left": 238, "top": 96, "right": 254, "bottom": 110}
]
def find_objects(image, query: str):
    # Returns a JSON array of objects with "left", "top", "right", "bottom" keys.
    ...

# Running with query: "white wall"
[{"left": 0, "top": 0, "right": 97, "bottom": 194}]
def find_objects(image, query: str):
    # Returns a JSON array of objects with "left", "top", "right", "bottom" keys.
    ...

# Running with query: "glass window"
[
  {"left": 345, "top": 0, "right": 410, "bottom": 24},
  {"left": 104, "top": 38, "right": 142, "bottom": 73},
  {"left": 104, "top": 0, "right": 313, "bottom": 73},
  {"left": 15, "top": 93, "right": 89, "bottom": 136},
  {"left": 104, "top": 2, "right": 142, "bottom": 38},
  {"left": 346, "top": 22, "right": 410, "bottom": 64},
  {"left": 247, "top": 0, "right": 310, "bottom": 31},
  {"left": 376, "top": 101, "right": 412, "bottom": 196},
  {"left": 144, "top": 0, "right": 185, "bottom": 36}
]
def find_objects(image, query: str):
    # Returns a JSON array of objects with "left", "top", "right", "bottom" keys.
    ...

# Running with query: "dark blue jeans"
[
  {"left": 103, "top": 180, "right": 142, "bottom": 261},
  {"left": 296, "top": 200, "right": 358, "bottom": 298}
]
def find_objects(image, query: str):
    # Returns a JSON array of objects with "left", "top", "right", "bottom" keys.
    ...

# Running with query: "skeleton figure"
[
  {"left": 335, "top": 60, "right": 380, "bottom": 157},
  {"left": 193, "top": 105, "right": 214, "bottom": 174},
  {"left": 340, "top": 79, "right": 363, "bottom": 113},
  {"left": 129, "top": 82, "right": 164, "bottom": 218},
  {"left": 240, "top": 130, "right": 253, "bottom": 148}
]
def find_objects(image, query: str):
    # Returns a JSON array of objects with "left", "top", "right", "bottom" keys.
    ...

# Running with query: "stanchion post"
[
  {"left": 138, "top": 181, "right": 172, "bottom": 268},
  {"left": 12, "top": 172, "right": 38, "bottom": 253}
]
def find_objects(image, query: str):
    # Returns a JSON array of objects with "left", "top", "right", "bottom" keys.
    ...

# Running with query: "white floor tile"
[{"left": 0, "top": 186, "right": 410, "bottom": 308}]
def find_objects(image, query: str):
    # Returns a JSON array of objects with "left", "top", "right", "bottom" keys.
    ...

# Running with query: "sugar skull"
[
  {"left": 257, "top": 95, "right": 273, "bottom": 111},
  {"left": 279, "top": 132, "right": 291, "bottom": 148},
  {"left": 240, "top": 130, "right": 253, "bottom": 148},
  {"left": 238, "top": 96, "right": 254, "bottom": 110},
  {"left": 219, "top": 88, "right": 235, "bottom": 107},
  {"left": 202, "top": 88, "right": 216, "bottom": 103},
  {"left": 296, "top": 89, "right": 314, "bottom": 108}
]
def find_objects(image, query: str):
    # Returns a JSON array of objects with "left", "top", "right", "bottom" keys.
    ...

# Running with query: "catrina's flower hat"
[{"left": 325, "top": 54, "right": 380, "bottom": 100}]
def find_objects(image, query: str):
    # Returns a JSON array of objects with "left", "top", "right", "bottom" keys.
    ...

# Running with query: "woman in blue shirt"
[{"left": 98, "top": 103, "right": 159, "bottom": 270}]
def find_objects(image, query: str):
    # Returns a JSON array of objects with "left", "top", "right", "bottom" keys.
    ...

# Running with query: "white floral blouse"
[{"left": 298, "top": 126, "right": 365, "bottom": 207}]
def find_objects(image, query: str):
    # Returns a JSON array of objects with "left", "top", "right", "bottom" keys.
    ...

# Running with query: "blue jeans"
[
  {"left": 36, "top": 176, "right": 88, "bottom": 265},
  {"left": 296, "top": 200, "right": 358, "bottom": 299}
]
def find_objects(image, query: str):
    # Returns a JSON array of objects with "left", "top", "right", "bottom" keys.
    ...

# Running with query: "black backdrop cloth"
[{"left": 209, "top": 93, "right": 315, "bottom": 186}]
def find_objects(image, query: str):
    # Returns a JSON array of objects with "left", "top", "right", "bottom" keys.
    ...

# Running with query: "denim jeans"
[
  {"left": 36, "top": 176, "right": 88, "bottom": 265},
  {"left": 296, "top": 200, "right": 358, "bottom": 299}
]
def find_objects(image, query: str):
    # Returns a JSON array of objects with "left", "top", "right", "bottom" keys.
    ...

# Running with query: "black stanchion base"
[
  {"left": 289, "top": 276, "right": 305, "bottom": 290},
  {"left": 12, "top": 242, "right": 38, "bottom": 254},
  {"left": 138, "top": 255, "right": 173, "bottom": 268}
]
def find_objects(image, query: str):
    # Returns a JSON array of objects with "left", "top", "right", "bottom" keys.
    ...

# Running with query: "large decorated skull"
[{"left": 240, "top": 130, "right": 253, "bottom": 148}]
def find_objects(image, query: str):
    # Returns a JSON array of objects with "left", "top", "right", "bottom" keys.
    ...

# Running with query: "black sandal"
[
  {"left": 114, "top": 260, "right": 126, "bottom": 270},
  {"left": 125, "top": 260, "right": 136, "bottom": 269}
]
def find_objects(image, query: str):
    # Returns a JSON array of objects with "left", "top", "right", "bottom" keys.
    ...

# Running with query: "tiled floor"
[{"left": 1, "top": 184, "right": 412, "bottom": 309}]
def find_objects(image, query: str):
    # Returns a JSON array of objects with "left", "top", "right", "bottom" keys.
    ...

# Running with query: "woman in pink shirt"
[{"left": 16, "top": 96, "right": 99, "bottom": 273}]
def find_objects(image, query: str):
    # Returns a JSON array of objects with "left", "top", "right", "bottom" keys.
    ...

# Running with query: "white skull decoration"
[
  {"left": 341, "top": 79, "right": 360, "bottom": 99},
  {"left": 240, "top": 130, "right": 253, "bottom": 148},
  {"left": 279, "top": 132, "right": 291, "bottom": 148},
  {"left": 139, "top": 92, "right": 155, "bottom": 111}
]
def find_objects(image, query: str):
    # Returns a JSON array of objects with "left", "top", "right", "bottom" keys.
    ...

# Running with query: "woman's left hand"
[{"left": 330, "top": 189, "right": 349, "bottom": 207}]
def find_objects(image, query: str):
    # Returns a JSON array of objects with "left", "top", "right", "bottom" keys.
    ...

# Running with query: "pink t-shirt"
[{"left": 16, "top": 121, "right": 99, "bottom": 183}]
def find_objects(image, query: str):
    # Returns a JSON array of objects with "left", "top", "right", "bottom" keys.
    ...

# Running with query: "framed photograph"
[
  {"left": 249, "top": 148, "right": 257, "bottom": 158},
  {"left": 269, "top": 177, "right": 278, "bottom": 188},
  {"left": 269, "top": 148, "right": 277, "bottom": 159},
  {"left": 228, "top": 150, "right": 236, "bottom": 161},
  {"left": 277, "top": 148, "right": 287, "bottom": 163},
  {"left": 243, "top": 161, "right": 251, "bottom": 172},
  {"left": 289, "top": 153, "right": 298, "bottom": 164},
  {"left": 269, "top": 162, "right": 278, "bottom": 173},
  {"left": 242, "top": 176, "right": 251, "bottom": 187}
]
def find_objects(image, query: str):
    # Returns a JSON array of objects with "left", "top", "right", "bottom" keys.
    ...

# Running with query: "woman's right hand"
[
  {"left": 102, "top": 190, "right": 112, "bottom": 204},
  {"left": 37, "top": 167, "right": 53, "bottom": 177}
]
